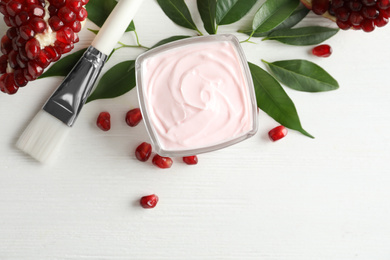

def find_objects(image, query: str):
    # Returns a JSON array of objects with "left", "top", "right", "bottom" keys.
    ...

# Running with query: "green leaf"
[
  {"left": 151, "top": 35, "right": 192, "bottom": 49},
  {"left": 126, "top": 21, "right": 135, "bottom": 32},
  {"left": 240, "top": 5, "right": 309, "bottom": 37},
  {"left": 39, "top": 48, "right": 87, "bottom": 79},
  {"left": 157, "top": 0, "right": 201, "bottom": 33},
  {"left": 248, "top": 62, "right": 313, "bottom": 138},
  {"left": 197, "top": 0, "right": 217, "bottom": 34},
  {"left": 216, "top": 0, "right": 257, "bottom": 25},
  {"left": 86, "top": 0, "right": 135, "bottom": 32},
  {"left": 264, "top": 26, "right": 339, "bottom": 46},
  {"left": 251, "top": 0, "right": 300, "bottom": 34},
  {"left": 88, "top": 28, "right": 99, "bottom": 35},
  {"left": 86, "top": 0, "right": 117, "bottom": 27},
  {"left": 87, "top": 60, "right": 136, "bottom": 103},
  {"left": 262, "top": 59, "right": 339, "bottom": 92}
]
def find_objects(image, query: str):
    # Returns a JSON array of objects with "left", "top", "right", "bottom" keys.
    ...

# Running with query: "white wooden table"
[{"left": 1, "top": 1, "right": 390, "bottom": 259}]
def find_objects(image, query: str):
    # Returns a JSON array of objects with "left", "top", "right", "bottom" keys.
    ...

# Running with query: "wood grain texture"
[{"left": 1, "top": 1, "right": 390, "bottom": 259}]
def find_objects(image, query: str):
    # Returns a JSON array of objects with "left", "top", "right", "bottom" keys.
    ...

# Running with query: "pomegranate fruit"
[
  {"left": 0, "top": 0, "right": 88, "bottom": 95},
  {"left": 140, "top": 194, "right": 159, "bottom": 209},
  {"left": 300, "top": 0, "right": 389, "bottom": 31}
]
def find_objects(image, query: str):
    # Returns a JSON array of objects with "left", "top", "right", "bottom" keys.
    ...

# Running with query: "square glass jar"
[{"left": 136, "top": 34, "right": 258, "bottom": 157}]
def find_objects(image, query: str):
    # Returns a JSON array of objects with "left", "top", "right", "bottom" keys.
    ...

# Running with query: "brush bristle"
[{"left": 16, "top": 110, "right": 70, "bottom": 163}]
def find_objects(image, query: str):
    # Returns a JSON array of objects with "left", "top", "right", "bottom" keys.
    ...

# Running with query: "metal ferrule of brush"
[{"left": 43, "top": 46, "right": 108, "bottom": 127}]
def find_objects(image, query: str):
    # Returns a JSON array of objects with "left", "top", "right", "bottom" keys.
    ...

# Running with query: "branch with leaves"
[{"left": 39, "top": 0, "right": 341, "bottom": 138}]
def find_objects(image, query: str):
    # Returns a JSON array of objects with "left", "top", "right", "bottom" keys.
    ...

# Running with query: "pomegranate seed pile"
[
  {"left": 0, "top": 0, "right": 88, "bottom": 94},
  {"left": 312, "top": 0, "right": 390, "bottom": 31}
]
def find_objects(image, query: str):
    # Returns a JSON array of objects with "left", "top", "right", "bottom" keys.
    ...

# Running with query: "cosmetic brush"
[{"left": 16, "top": 0, "right": 144, "bottom": 163}]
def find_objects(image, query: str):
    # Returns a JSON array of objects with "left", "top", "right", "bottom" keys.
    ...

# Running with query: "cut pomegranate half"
[
  {"left": 300, "top": 0, "right": 390, "bottom": 32},
  {"left": 0, "top": 0, "right": 88, "bottom": 95}
]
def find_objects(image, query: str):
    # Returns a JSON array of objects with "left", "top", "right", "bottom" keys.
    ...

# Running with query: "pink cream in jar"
[{"left": 136, "top": 34, "right": 258, "bottom": 156}]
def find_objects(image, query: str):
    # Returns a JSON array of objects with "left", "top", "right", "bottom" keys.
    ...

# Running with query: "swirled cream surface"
[{"left": 140, "top": 38, "right": 255, "bottom": 152}]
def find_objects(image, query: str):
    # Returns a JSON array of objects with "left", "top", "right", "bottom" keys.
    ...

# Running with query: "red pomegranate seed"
[
  {"left": 58, "top": 6, "right": 76, "bottom": 23},
  {"left": 361, "top": 19, "right": 375, "bottom": 32},
  {"left": 30, "top": 17, "right": 46, "bottom": 33},
  {"left": 135, "top": 142, "right": 152, "bottom": 162},
  {"left": 6, "top": 27, "right": 18, "bottom": 40},
  {"left": 25, "top": 0, "right": 40, "bottom": 5},
  {"left": 8, "top": 50, "right": 17, "bottom": 68},
  {"left": 349, "top": 12, "right": 364, "bottom": 25},
  {"left": 152, "top": 155, "right": 173, "bottom": 169},
  {"left": 378, "top": 0, "right": 390, "bottom": 9},
  {"left": 380, "top": 7, "right": 390, "bottom": 18},
  {"left": 335, "top": 7, "right": 350, "bottom": 22},
  {"left": 36, "top": 50, "right": 51, "bottom": 68},
  {"left": 140, "top": 194, "right": 159, "bottom": 209},
  {"left": 81, "top": 0, "right": 89, "bottom": 5},
  {"left": 331, "top": 0, "right": 344, "bottom": 8},
  {"left": 70, "top": 20, "right": 81, "bottom": 32},
  {"left": 374, "top": 13, "right": 389, "bottom": 26},
  {"left": 1, "top": 35, "right": 13, "bottom": 55},
  {"left": 48, "top": 5, "right": 57, "bottom": 16},
  {"left": 14, "top": 69, "right": 27, "bottom": 87},
  {"left": 67, "top": 0, "right": 82, "bottom": 12},
  {"left": 0, "top": 74, "right": 7, "bottom": 93},
  {"left": 56, "top": 27, "right": 73, "bottom": 44},
  {"left": 15, "top": 11, "right": 29, "bottom": 26},
  {"left": 312, "top": 44, "right": 332, "bottom": 57},
  {"left": 76, "top": 8, "right": 87, "bottom": 20},
  {"left": 183, "top": 155, "right": 198, "bottom": 165},
  {"left": 126, "top": 108, "right": 142, "bottom": 127},
  {"left": 55, "top": 41, "right": 74, "bottom": 54},
  {"left": 3, "top": 16, "right": 12, "bottom": 27},
  {"left": 19, "top": 25, "right": 35, "bottom": 40},
  {"left": 15, "top": 36, "right": 26, "bottom": 48},
  {"left": 0, "top": 4, "right": 7, "bottom": 16},
  {"left": 23, "top": 68, "right": 34, "bottom": 81},
  {"left": 71, "top": 32, "right": 79, "bottom": 43},
  {"left": 6, "top": 1, "right": 23, "bottom": 17},
  {"left": 0, "top": 55, "right": 7, "bottom": 74},
  {"left": 349, "top": 1, "right": 362, "bottom": 12},
  {"left": 27, "top": 60, "right": 43, "bottom": 79},
  {"left": 336, "top": 19, "right": 351, "bottom": 30},
  {"left": 4, "top": 73, "right": 18, "bottom": 94},
  {"left": 25, "top": 38, "right": 40, "bottom": 59},
  {"left": 362, "top": 0, "right": 377, "bottom": 6},
  {"left": 51, "top": 0, "right": 66, "bottom": 8},
  {"left": 16, "top": 54, "right": 27, "bottom": 68},
  {"left": 44, "top": 46, "right": 60, "bottom": 61},
  {"left": 96, "top": 112, "right": 111, "bottom": 131},
  {"left": 268, "top": 125, "right": 288, "bottom": 141},
  {"left": 312, "top": 0, "right": 329, "bottom": 15},
  {"left": 362, "top": 6, "right": 379, "bottom": 19},
  {"left": 27, "top": 5, "right": 45, "bottom": 18},
  {"left": 48, "top": 16, "right": 64, "bottom": 31}
]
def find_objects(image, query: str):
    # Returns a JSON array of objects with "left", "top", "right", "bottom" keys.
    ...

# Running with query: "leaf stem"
[
  {"left": 196, "top": 28, "right": 204, "bottom": 36},
  {"left": 241, "top": 30, "right": 255, "bottom": 43},
  {"left": 115, "top": 42, "right": 147, "bottom": 51}
]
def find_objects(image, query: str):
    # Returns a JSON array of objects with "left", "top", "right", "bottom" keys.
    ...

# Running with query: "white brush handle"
[{"left": 91, "top": 0, "right": 144, "bottom": 56}]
